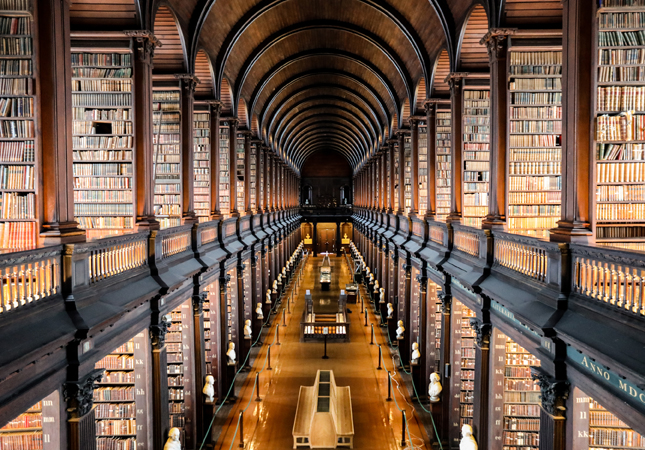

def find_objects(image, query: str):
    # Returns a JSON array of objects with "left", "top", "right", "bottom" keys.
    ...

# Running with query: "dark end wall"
[{"left": 301, "top": 150, "right": 353, "bottom": 206}]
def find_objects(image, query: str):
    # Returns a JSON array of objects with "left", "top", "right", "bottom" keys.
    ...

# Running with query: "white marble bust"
[
  {"left": 374, "top": 280, "right": 379, "bottom": 291},
  {"left": 369, "top": 273, "right": 374, "bottom": 283},
  {"left": 203, "top": 375, "right": 215, "bottom": 403},
  {"left": 429, "top": 372, "right": 442, "bottom": 403},
  {"left": 244, "top": 319, "right": 252, "bottom": 339},
  {"left": 396, "top": 320, "right": 405, "bottom": 339},
  {"left": 226, "top": 342, "right": 236, "bottom": 365},
  {"left": 282, "top": 268, "right": 286, "bottom": 276},
  {"left": 460, "top": 424, "right": 477, "bottom": 450},
  {"left": 272, "top": 280, "right": 278, "bottom": 293},
  {"left": 379, "top": 288, "right": 385, "bottom": 304},
  {"left": 256, "top": 302, "right": 264, "bottom": 319},
  {"left": 164, "top": 427, "right": 181, "bottom": 450},
  {"left": 266, "top": 289, "right": 273, "bottom": 303},
  {"left": 387, "top": 302, "right": 394, "bottom": 318},
  {"left": 411, "top": 342, "right": 420, "bottom": 364}
]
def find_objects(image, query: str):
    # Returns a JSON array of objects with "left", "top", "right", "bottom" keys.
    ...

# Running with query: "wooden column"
[
  {"left": 532, "top": 369, "right": 570, "bottom": 450},
  {"left": 380, "top": 148, "right": 387, "bottom": 211},
  {"left": 229, "top": 119, "right": 239, "bottom": 216},
  {"left": 417, "top": 276, "right": 429, "bottom": 399},
  {"left": 438, "top": 290, "right": 452, "bottom": 444},
  {"left": 550, "top": 0, "right": 594, "bottom": 243},
  {"left": 38, "top": 0, "right": 86, "bottom": 243},
  {"left": 177, "top": 74, "right": 198, "bottom": 224},
  {"left": 209, "top": 102, "right": 222, "bottom": 218},
  {"left": 425, "top": 102, "right": 437, "bottom": 220},
  {"left": 447, "top": 74, "right": 466, "bottom": 224},
  {"left": 397, "top": 133, "right": 406, "bottom": 214},
  {"left": 470, "top": 319, "right": 492, "bottom": 449},
  {"left": 482, "top": 30, "right": 514, "bottom": 230},
  {"left": 410, "top": 120, "right": 419, "bottom": 215},
  {"left": 192, "top": 293, "right": 207, "bottom": 442},
  {"left": 65, "top": 369, "right": 103, "bottom": 450},
  {"left": 262, "top": 146, "right": 269, "bottom": 212},
  {"left": 388, "top": 139, "right": 396, "bottom": 213},
  {"left": 123, "top": 31, "right": 161, "bottom": 230},
  {"left": 150, "top": 319, "right": 170, "bottom": 449}
]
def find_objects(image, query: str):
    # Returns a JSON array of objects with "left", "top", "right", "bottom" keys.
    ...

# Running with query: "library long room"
[{"left": 3, "top": 1, "right": 645, "bottom": 450}]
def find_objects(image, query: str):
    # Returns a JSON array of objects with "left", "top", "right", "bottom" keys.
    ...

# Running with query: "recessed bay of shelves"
[
  {"left": 418, "top": 120, "right": 428, "bottom": 215},
  {"left": 462, "top": 87, "right": 490, "bottom": 228},
  {"left": 436, "top": 109, "right": 452, "bottom": 221},
  {"left": 0, "top": 391, "right": 58, "bottom": 450},
  {"left": 507, "top": 48, "right": 562, "bottom": 239},
  {"left": 459, "top": 303, "right": 475, "bottom": 428},
  {"left": 71, "top": 50, "right": 134, "bottom": 240},
  {"left": 595, "top": 3, "right": 645, "bottom": 250},
  {"left": 219, "top": 121, "right": 230, "bottom": 215},
  {"left": 153, "top": 88, "right": 181, "bottom": 229},
  {"left": 236, "top": 132, "right": 245, "bottom": 211},
  {"left": 194, "top": 109, "right": 210, "bottom": 222},
  {"left": 0, "top": 1, "right": 36, "bottom": 249},
  {"left": 404, "top": 134, "right": 412, "bottom": 213}
]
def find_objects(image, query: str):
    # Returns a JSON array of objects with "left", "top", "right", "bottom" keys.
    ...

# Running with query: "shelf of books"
[
  {"left": 418, "top": 120, "right": 428, "bottom": 215},
  {"left": 219, "top": 121, "right": 230, "bottom": 215},
  {"left": 490, "top": 329, "right": 541, "bottom": 450},
  {"left": 226, "top": 267, "right": 239, "bottom": 346},
  {"left": 249, "top": 141, "right": 257, "bottom": 210},
  {"left": 203, "top": 281, "right": 220, "bottom": 403},
  {"left": 94, "top": 332, "right": 149, "bottom": 450},
  {"left": 571, "top": 386, "right": 645, "bottom": 450},
  {"left": 393, "top": 141, "right": 400, "bottom": 212},
  {"left": 71, "top": 50, "right": 134, "bottom": 240},
  {"left": 449, "top": 300, "right": 476, "bottom": 446},
  {"left": 404, "top": 134, "right": 412, "bottom": 213},
  {"left": 507, "top": 46, "right": 562, "bottom": 239},
  {"left": 235, "top": 132, "right": 245, "bottom": 212},
  {"left": 194, "top": 107, "right": 210, "bottom": 222},
  {"left": 0, "top": 1, "right": 38, "bottom": 249},
  {"left": 0, "top": 391, "right": 59, "bottom": 450},
  {"left": 595, "top": 1, "right": 645, "bottom": 251},
  {"left": 462, "top": 84, "right": 490, "bottom": 228},
  {"left": 166, "top": 300, "right": 195, "bottom": 447},
  {"left": 436, "top": 107, "right": 452, "bottom": 221},
  {"left": 153, "top": 88, "right": 181, "bottom": 229}
]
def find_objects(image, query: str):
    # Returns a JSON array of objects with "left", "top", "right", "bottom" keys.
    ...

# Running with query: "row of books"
[
  {"left": 0, "top": 77, "right": 32, "bottom": 95},
  {"left": 0, "top": 412, "right": 41, "bottom": 429},
  {"left": 597, "top": 86, "right": 645, "bottom": 111},
  {"left": 0, "top": 96, "right": 32, "bottom": 117},
  {"left": 74, "top": 177, "right": 130, "bottom": 189},
  {"left": 71, "top": 68, "right": 131, "bottom": 79},
  {"left": 597, "top": 184, "right": 645, "bottom": 201},
  {"left": 464, "top": 172, "right": 490, "bottom": 182},
  {"left": 73, "top": 136, "right": 133, "bottom": 151},
  {"left": 0, "top": 37, "right": 31, "bottom": 56},
  {"left": 509, "top": 120, "right": 561, "bottom": 133},
  {"left": 598, "top": 203, "right": 645, "bottom": 220},
  {"left": 0, "top": 191, "right": 33, "bottom": 219},
  {"left": 598, "top": 143, "right": 645, "bottom": 160},
  {"left": 511, "top": 92, "right": 561, "bottom": 105},
  {"left": 596, "top": 112, "right": 645, "bottom": 141},
  {"left": 96, "top": 420, "right": 135, "bottom": 437},
  {"left": 95, "top": 355, "right": 134, "bottom": 370},
  {"left": 72, "top": 80, "right": 131, "bottom": 92},
  {"left": 0, "top": 164, "right": 33, "bottom": 189},
  {"left": 600, "top": 0, "right": 645, "bottom": 6},
  {"left": 509, "top": 78, "right": 561, "bottom": 91},
  {"left": 597, "top": 225, "right": 645, "bottom": 238},
  {"left": 508, "top": 205, "right": 560, "bottom": 216},
  {"left": 599, "top": 30, "right": 645, "bottom": 47},
  {"left": 509, "top": 65, "right": 561, "bottom": 76},
  {"left": 509, "top": 162, "right": 561, "bottom": 175},
  {"left": 590, "top": 429, "right": 644, "bottom": 447},
  {"left": 99, "top": 371, "right": 135, "bottom": 383},
  {"left": 503, "top": 433, "right": 539, "bottom": 446},
  {"left": 599, "top": 11, "right": 645, "bottom": 29},
  {"left": 95, "top": 403, "right": 135, "bottom": 419},
  {"left": 0, "top": 221, "right": 34, "bottom": 249},
  {"left": 508, "top": 217, "right": 558, "bottom": 232},
  {"left": 464, "top": 182, "right": 489, "bottom": 192},
  {"left": 510, "top": 149, "right": 561, "bottom": 161},
  {"left": 72, "top": 93, "right": 131, "bottom": 107},
  {"left": 97, "top": 437, "right": 136, "bottom": 450},
  {"left": 73, "top": 108, "right": 131, "bottom": 121},
  {"left": 77, "top": 217, "right": 133, "bottom": 229},
  {"left": 74, "top": 204, "right": 133, "bottom": 216},
  {"left": 0, "top": 433, "right": 42, "bottom": 449},
  {"left": 0, "top": 59, "right": 30, "bottom": 76},
  {"left": 509, "top": 51, "right": 562, "bottom": 66},
  {"left": 0, "top": 16, "right": 29, "bottom": 35},
  {"left": 94, "top": 387, "right": 134, "bottom": 402},
  {"left": 597, "top": 161, "right": 645, "bottom": 182},
  {"left": 0, "top": 118, "right": 33, "bottom": 137},
  {"left": 599, "top": 48, "right": 645, "bottom": 66},
  {"left": 508, "top": 192, "right": 561, "bottom": 205},
  {"left": 504, "top": 417, "right": 540, "bottom": 432},
  {"left": 73, "top": 150, "right": 132, "bottom": 162},
  {"left": 599, "top": 65, "right": 645, "bottom": 82},
  {"left": 73, "top": 121, "right": 132, "bottom": 135},
  {"left": 71, "top": 53, "right": 131, "bottom": 67},
  {"left": 509, "top": 135, "right": 560, "bottom": 147},
  {"left": 504, "top": 391, "right": 541, "bottom": 403}
]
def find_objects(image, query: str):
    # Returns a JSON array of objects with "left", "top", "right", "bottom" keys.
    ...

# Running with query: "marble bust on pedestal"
[
  {"left": 164, "top": 428, "right": 181, "bottom": 450},
  {"left": 256, "top": 302, "right": 264, "bottom": 319},
  {"left": 226, "top": 342, "right": 236, "bottom": 365},
  {"left": 203, "top": 375, "right": 215, "bottom": 403},
  {"left": 396, "top": 320, "right": 405, "bottom": 339},
  {"left": 244, "top": 319, "right": 252, "bottom": 339},
  {"left": 428, "top": 372, "right": 442, "bottom": 403},
  {"left": 411, "top": 342, "right": 420, "bottom": 364},
  {"left": 387, "top": 302, "right": 394, "bottom": 318},
  {"left": 460, "top": 424, "right": 477, "bottom": 450}
]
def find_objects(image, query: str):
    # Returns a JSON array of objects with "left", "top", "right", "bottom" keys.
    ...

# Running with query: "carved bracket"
[
  {"left": 175, "top": 73, "right": 200, "bottom": 94},
  {"left": 64, "top": 368, "right": 104, "bottom": 419},
  {"left": 192, "top": 291, "right": 208, "bottom": 313},
  {"left": 124, "top": 30, "right": 161, "bottom": 60},
  {"left": 532, "top": 369, "right": 570, "bottom": 418},
  {"left": 480, "top": 28, "right": 517, "bottom": 61},
  {"left": 149, "top": 316, "right": 171, "bottom": 349},
  {"left": 438, "top": 292, "right": 452, "bottom": 314},
  {"left": 469, "top": 319, "right": 492, "bottom": 349}
]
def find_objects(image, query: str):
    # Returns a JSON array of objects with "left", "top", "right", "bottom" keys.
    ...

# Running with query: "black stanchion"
[
  {"left": 364, "top": 309, "right": 368, "bottom": 327},
  {"left": 239, "top": 411, "right": 244, "bottom": 448},
  {"left": 255, "top": 372, "right": 261, "bottom": 402},
  {"left": 370, "top": 324, "right": 375, "bottom": 345},
  {"left": 386, "top": 373, "right": 392, "bottom": 401},
  {"left": 377, "top": 345, "right": 382, "bottom": 370},
  {"left": 400, "top": 410, "right": 407, "bottom": 447},
  {"left": 267, "top": 346, "right": 272, "bottom": 370},
  {"left": 322, "top": 334, "right": 329, "bottom": 359}
]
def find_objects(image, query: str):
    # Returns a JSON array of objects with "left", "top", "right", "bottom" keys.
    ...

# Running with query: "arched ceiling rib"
[{"left": 162, "top": 0, "right": 475, "bottom": 172}]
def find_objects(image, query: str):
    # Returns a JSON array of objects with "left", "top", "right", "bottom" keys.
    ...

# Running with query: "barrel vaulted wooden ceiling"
[{"left": 70, "top": 0, "right": 562, "bottom": 173}]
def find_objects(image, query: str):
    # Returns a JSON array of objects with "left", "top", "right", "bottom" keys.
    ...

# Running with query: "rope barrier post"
[
  {"left": 364, "top": 309, "right": 368, "bottom": 327},
  {"left": 276, "top": 323, "right": 281, "bottom": 345},
  {"left": 255, "top": 372, "right": 262, "bottom": 402},
  {"left": 239, "top": 410, "right": 244, "bottom": 448},
  {"left": 370, "top": 323, "right": 374, "bottom": 345},
  {"left": 386, "top": 372, "right": 392, "bottom": 401},
  {"left": 288, "top": 295, "right": 291, "bottom": 314},
  {"left": 282, "top": 309, "right": 286, "bottom": 326},
  {"left": 377, "top": 345, "right": 382, "bottom": 370},
  {"left": 267, "top": 346, "right": 272, "bottom": 370},
  {"left": 400, "top": 410, "right": 407, "bottom": 447},
  {"left": 360, "top": 294, "right": 364, "bottom": 313}
]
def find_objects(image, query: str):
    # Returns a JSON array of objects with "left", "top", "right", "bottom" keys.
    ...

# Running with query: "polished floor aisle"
[{"left": 214, "top": 255, "right": 429, "bottom": 450}]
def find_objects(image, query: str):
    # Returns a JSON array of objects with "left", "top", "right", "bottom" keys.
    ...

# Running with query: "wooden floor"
[{"left": 214, "top": 255, "right": 429, "bottom": 450}]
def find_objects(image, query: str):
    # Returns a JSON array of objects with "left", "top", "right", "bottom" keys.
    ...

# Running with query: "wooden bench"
[{"left": 293, "top": 370, "right": 354, "bottom": 448}]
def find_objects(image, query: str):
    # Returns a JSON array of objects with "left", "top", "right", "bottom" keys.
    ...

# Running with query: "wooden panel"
[
  {"left": 414, "top": 77, "right": 426, "bottom": 114},
  {"left": 503, "top": 0, "right": 563, "bottom": 26},
  {"left": 238, "top": 98, "right": 248, "bottom": 128},
  {"left": 432, "top": 49, "right": 450, "bottom": 97},
  {"left": 70, "top": 0, "right": 138, "bottom": 30},
  {"left": 153, "top": 5, "right": 185, "bottom": 74},
  {"left": 458, "top": 5, "right": 489, "bottom": 71},
  {"left": 221, "top": 78, "right": 233, "bottom": 115},
  {"left": 194, "top": 49, "right": 214, "bottom": 98}
]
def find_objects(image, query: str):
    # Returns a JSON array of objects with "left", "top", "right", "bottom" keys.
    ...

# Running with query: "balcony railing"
[
  {"left": 572, "top": 245, "right": 645, "bottom": 317},
  {"left": 454, "top": 229, "right": 480, "bottom": 257},
  {"left": 85, "top": 233, "right": 148, "bottom": 284},
  {"left": 161, "top": 226, "right": 192, "bottom": 259},
  {"left": 494, "top": 234, "right": 549, "bottom": 283},
  {"left": 0, "top": 247, "right": 62, "bottom": 314}
]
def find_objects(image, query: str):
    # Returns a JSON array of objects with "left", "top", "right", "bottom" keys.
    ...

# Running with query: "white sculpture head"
[
  {"left": 387, "top": 302, "right": 393, "bottom": 316},
  {"left": 374, "top": 280, "right": 379, "bottom": 289},
  {"left": 245, "top": 319, "right": 251, "bottom": 327},
  {"left": 256, "top": 302, "right": 264, "bottom": 316},
  {"left": 412, "top": 342, "right": 419, "bottom": 351},
  {"left": 228, "top": 342, "right": 235, "bottom": 351},
  {"left": 429, "top": 372, "right": 443, "bottom": 402},
  {"left": 164, "top": 427, "right": 181, "bottom": 450},
  {"left": 397, "top": 320, "right": 404, "bottom": 327},
  {"left": 460, "top": 424, "right": 477, "bottom": 450},
  {"left": 430, "top": 372, "right": 440, "bottom": 383},
  {"left": 462, "top": 424, "right": 473, "bottom": 439},
  {"left": 203, "top": 375, "right": 215, "bottom": 403}
]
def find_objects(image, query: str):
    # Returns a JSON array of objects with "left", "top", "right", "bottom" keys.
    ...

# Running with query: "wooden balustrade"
[
  {"left": 87, "top": 234, "right": 148, "bottom": 284},
  {"left": 200, "top": 226, "right": 217, "bottom": 245},
  {"left": 0, "top": 247, "right": 62, "bottom": 314},
  {"left": 454, "top": 229, "right": 480, "bottom": 257},
  {"left": 162, "top": 230, "right": 192, "bottom": 258},
  {"left": 429, "top": 224, "right": 444, "bottom": 245},
  {"left": 572, "top": 246, "right": 645, "bottom": 317},
  {"left": 494, "top": 237, "right": 548, "bottom": 283}
]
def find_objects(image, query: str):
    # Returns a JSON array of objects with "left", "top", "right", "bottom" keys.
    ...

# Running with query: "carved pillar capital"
[
  {"left": 438, "top": 292, "right": 451, "bottom": 314},
  {"left": 124, "top": 30, "right": 160, "bottom": 61},
  {"left": 531, "top": 369, "right": 570, "bottom": 418},
  {"left": 220, "top": 274, "right": 231, "bottom": 292},
  {"left": 416, "top": 275, "right": 428, "bottom": 292},
  {"left": 445, "top": 72, "right": 468, "bottom": 92},
  {"left": 469, "top": 319, "right": 492, "bottom": 349},
  {"left": 192, "top": 292, "right": 207, "bottom": 314},
  {"left": 64, "top": 369, "right": 104, "bottom": 419},
  {"left": 149, "top": 316, "right": 171, "bottom": 349},
  {"left": 175, "top": 73, "right": 200, "bottom": 94},
  {"left": 480, "top": 29, "right": 516, "bottom": 61},
  {"left": 206, "top": 100, "right": 223, "bottom": 115}
]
